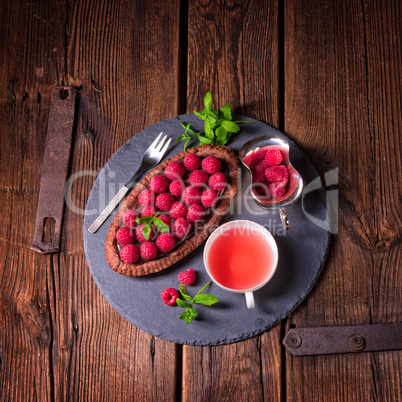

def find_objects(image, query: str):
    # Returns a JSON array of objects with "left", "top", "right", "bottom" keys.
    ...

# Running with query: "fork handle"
[
  {"left": 88, "top": 166, "right": 150, "bottom": 234},
  {"left": 88, "top": 185, "right": 130, "bottom": 233}
]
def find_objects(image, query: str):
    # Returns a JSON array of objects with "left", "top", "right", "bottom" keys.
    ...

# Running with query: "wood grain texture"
[
  {"left": 284, "top": 0, "right": 401, "bottom": 400},
  {"left": 183, "top": 1, "right": 283, "bottom": 400},
  {"left": 0, "top": 0, "right": 181, "bottom": 400},
  {"left": 57, "top": 0, "right": 181, "bottom": 399},
  {"left": 0, "top": 1, "right": 66, "bottom": 400}
]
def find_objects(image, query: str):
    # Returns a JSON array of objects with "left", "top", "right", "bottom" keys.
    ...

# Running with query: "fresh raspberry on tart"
[
  {"left": 182, "top": 186, "right": 201, "bottom": 206},
  {"left": 165, "top": 161, "right": 185, "bottom": 181},
  {"left": 155, "top": 193, "right": 175, "bottom": 212},
  {"left": 149, "top": 175, "right": 169, "bottom": 194},
  {"left": 169, "top": 179, "right": 184, "bottom": 197},
  {"left": 169, "top": 201, "right": 188, "bottom": 220},
  {"left": 122, "top": 209, "right": 138, "bottom": 228},
  {"left": 183, "top": 153, "right": 201, "bottom": 171},
  {"left": 116, "top": 226, "right": 135, "bottom": 246}
]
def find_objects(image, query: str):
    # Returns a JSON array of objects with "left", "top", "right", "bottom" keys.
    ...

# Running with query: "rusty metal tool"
[
  {"left": 283, "top": 323, "right": 402, "bottom": 356},
  {"left": 31, "top": 86, "right": 77, "bottom": 254}
]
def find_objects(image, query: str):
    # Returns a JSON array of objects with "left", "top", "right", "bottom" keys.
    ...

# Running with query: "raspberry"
[
  {"left": 116, "top": 226, "right": 135, "bottom": 246},
  {"left": 141, "top": 205, "right": 157, "bottom": 217},
  {"left": 208, "top": 172, "right": 227, "bottom": 191},
  {"left": 155, "top": 193, "right": 175, "bottom": 212},
  {"left": 138, "top": 189, "right": 155, "bottom": 206},
  {"left": 252, "top": 160, "right": 270, "bottom": 183},
  {"left": 202, "top": 156, "right": 221, "bottom": 174},
  {"left": 254, "top": 183, "right": 270, "bottom": 199},
  {"left": 164, "top": 161, "right": 185, "bottom": 181},
  {"left": 149, "top": 175, "right": 169, "bottom": 194},
  {"left": 189, "top": 170, "right": 209, "bottom": 188},
  {"left": 173, "top": 218, "right": 191, "bottom": 239},
  {"left": 140, "top": 242, "right": 158, "bottom": 260},
  {"left": 183, "top": 153, "right": 201, "bottom": 171},
  {"left": 268, "top": 182, "right": 286, "bottom": 198},
  {"left": 120, "top": 244, "right": 139, "bottom": 263},
  {"left": 169, "top": 201, "right": 188, "bottom": 219},
  {"left": 156, "top": 233, "right": 176, "bottom": 252},
  {"left": 178, "top": 268, "right": 196, "bottom": 285},
  {"left": 252, "top": 167, "right": 266, "bottom": 183},
  {"left": 157, "top": 214, "right": 171, "bottom": 228},
  {"left": 187, "top": 204, "right": 205, "bottom": 223},
  {"left": 279, "top": 166, "right": 290, "bottom": 184},
  {"left": 135, "top": 224, "right": 155, "bottom": 243},
  {"left": 201, "top": 189, "right": 218, "bottom": 208},
  {"left": 264, "top": 147, "right": 283, "bottom": 166},
  {"left": 182, "top": 186, "right": 201, "bottom": 206},
  {"left": 169, "top": 179, "right": 184, "bottom": 197},
  {"left": 122, "top": 209, "right": 138, "bottom": 228},
  {"left": 161, "top": 287, "right": 179, "bottom": 306},
  {"left": 265, "top": 165, "right": 289, "bottom": 183}
]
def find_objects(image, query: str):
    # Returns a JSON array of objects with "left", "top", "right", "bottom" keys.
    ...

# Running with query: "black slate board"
[{"left": 83, "top": 114, "right": 331, "bottom": 345}]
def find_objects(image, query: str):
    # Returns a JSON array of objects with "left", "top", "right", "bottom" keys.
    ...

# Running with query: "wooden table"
[{"left": 1, "top": 0, "right": 400, "bottom": 400}]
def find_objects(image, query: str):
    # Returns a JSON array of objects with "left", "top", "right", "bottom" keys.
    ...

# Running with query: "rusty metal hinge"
[
  {"left": 283, "top": 323, "right": 402, "bottom": 356},
  {"left": 31, "top": 87, "right": 78, "bottom": 254}
]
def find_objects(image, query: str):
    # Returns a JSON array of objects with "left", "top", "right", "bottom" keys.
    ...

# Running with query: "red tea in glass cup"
[{"left": 203, "top": 220, "right": 278, "bottom": 308}]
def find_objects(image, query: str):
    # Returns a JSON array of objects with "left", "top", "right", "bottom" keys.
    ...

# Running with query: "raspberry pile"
[
  {"left": 250, "top": 146, "right": 290, "bottom": 199},
  {"left": 115, "top": 153, "right": 229, "bottom": 263}
]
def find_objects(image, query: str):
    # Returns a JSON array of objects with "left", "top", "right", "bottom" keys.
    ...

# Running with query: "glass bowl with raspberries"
[{"left": 239, "top": 135, "right": 303, "bottom": 230}]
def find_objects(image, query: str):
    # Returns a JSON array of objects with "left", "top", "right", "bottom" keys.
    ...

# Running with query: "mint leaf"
[
  {"left": 184, "top": 138, "right": 190, "bottom": 151},
  {"left": 153, "top": 217, "right": 169, "bottom": 233},
  {"left": 189, "top": 306, "right": 198, "bottom": 319},
  {"left": 176, "top": 92, "right": 253, "bottom": 150},
  {"left": 215, "top": 126, "right": 228, "bottom": 145},
  {"left": 220, "top": 102, "right": 232, "bottom": 121},
  {"left": 176, "top": 133, "right": 187, "bottom": 141},
  {"left": 204, "top": 92, "right": 212, "bottom": 110},
  {"left": 194, "top": 294, "right": 219, "bottom": 306},
  {"left": 142, "top": 225, "right": 151, "bottom": 241},
  {"left": 179, "top": 284, "right": 193, "bottom": 302},
  {"left": 136, "top": 216, "right": 154, "bottom": 225},
  {"left": 176, "top": 298, "right": 192, "bottom": 308},
  {"left": 198, "top": 134, "right": 213, "bottom": 145},
  {"left": 204, "top": 118, "right": 213, "bottom": 138},
  {"left": 220, "top": 120, "right": 240, "bottom": 133},
  {"left": 178, "top": 309, "right": 192, "bottom": 324}
]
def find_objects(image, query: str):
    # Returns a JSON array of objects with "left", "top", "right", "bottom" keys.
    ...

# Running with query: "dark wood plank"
[
  {"left": 284, "top": 0, "right": 401, "bottom": 400},
  {"left": 183, "top": 1, "right": 283, "bottom": 400},
  {"left": 0, "top": 1, "right": 66, "bottom": 400},
  {"left": 52, "top": 0, "right": 181, "bottom": 400},
  {"left": 0, "top": 0, "right": 182, "bottom": 400}
]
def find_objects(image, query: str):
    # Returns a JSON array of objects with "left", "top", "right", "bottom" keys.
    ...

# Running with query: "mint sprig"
[
  {"left": 176, "top": 92, "right": 253, "bottom": 150},
  {"left": 176, "top": 282, "right": 219, "bottom": 324},
  {"left": 135, "top": 215, "right": 169, "bottom": 241}
]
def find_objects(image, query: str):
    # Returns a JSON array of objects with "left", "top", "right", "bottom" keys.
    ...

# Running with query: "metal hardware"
[
  {"left": 283, "top": 323, "right": 402, "bottom": 356},
  {"left": 31, "top": 87, "right": 77, "bottom": 254}
]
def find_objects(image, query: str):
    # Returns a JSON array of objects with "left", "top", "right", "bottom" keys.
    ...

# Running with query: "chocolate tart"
[{"left": 105, "top": 144, "right": 239, "bottom": 276}]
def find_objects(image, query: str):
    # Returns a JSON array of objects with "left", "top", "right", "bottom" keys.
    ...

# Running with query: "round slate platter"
[{"left": 83, "top": 114, "right": 331, "bottom": 346}]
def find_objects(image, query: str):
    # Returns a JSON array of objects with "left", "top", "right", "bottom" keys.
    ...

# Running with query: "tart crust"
[{"left": 105, "top": 144, "right": 239, "bottom": 276}]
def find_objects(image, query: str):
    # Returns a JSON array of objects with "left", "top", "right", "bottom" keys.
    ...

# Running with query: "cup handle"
[
  {"left": 279, "top": 208, "right": 290, "bottom": 230},
  {"left": 245, "top": 292, "right": 255, "bottom": 309}
]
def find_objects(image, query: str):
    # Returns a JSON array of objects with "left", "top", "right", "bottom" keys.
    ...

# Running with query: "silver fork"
[{"left": 88, "top": 132, "right": 171, "bottom": 233}]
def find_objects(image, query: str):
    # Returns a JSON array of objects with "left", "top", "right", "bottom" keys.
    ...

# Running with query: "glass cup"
[
  {"left": 203, "top": 220, "right": 279, "bottom": 308},
  {"left": 239, "top": 135, "right": 303, "bottom": 230}
]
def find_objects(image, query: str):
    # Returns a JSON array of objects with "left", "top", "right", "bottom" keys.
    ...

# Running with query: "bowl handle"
[{"left": 279, "top": 208, "right": 290, "bottom": 230}]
